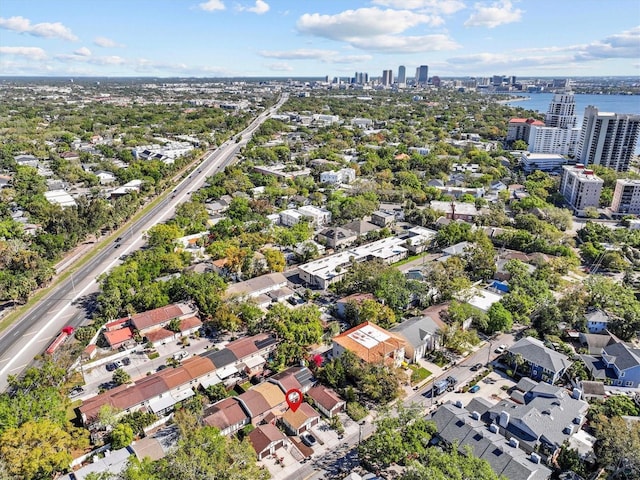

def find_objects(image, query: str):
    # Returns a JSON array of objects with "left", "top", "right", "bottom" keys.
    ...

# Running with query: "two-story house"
[{"left": 506, "top": 337, "right": 572, "bottom": 384}]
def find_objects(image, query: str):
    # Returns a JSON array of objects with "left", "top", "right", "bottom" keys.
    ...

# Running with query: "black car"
[
  {"left": 115, "top": 237, "right": 122, "bottom": 242},
  {"left": 69, "top": 386, "right": 85, "bottom": 397},
  {"left": 157, "top": 364, "right": 169, "bottom": 372},
  {"left": 122, "top": 357, "right": 131, "bottom": 366},
  {"left": 99, "top": 381, "right": 117, "bottom": 391},
  {"left": 301, "top": 433, "right": 317, "bottom": 447},
  {"left": 470, "top": 363, "right": 484, "bottom": 371},
  {"left": 114, "top": 243, "right": 121, "bottom": 249},
  {"left": 106, "top": 362, "right": 117, "bottom": 371}
]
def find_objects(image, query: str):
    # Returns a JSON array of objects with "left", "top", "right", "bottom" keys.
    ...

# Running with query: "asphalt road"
[{"left": 0, "top": 94, "right": 288, "bottom": 391}]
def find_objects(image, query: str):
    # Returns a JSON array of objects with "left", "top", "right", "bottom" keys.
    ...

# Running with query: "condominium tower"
[
  {"left": 576, "top": 106, "right": 640, "bottom": 172},
  {"left": 559, "top": 164, "right": 604, "bottom": 216}
]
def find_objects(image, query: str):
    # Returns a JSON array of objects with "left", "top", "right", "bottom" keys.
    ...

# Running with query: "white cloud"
[
  {"left": 94, "top": 36, "right": 124, "bottom": 48},
  {"left": 350, "top": 34, "right": 460, "bottom": 52},
  {"left": 0, "top": 46, "right": 47, "bottom": 60},
  {"left": 259, "top": 49, "right": 372, "bottom": 64},
  {"left": 265, "top": 62, "right": 293, "bottom": 72},
  {"left": 445, "top": 27, "right": 640, "bottom": 72},
  {"left": 238, "top": 0, "right": 270, "bottom": 14},
  {"left": 198, "top": 0, "right": 225, "bottom": 11},
  {"left": 74, "top": 47, "right": 92, "bottom": 57},
  {"left": 55, "top": 52, "right": 125, "bottom": 65},
  {"left": 259, "top": 49, "right": 338, "bottom": 60},
  {"left": 372, "top": 0, "right": 466, "bottom": 15},
  {"left": 0, "top": 16, "right": 77, "bottom": 41},
  {"left": 464, "top": 0, "right": 523, "bottom": 28},
  {"left": 296, "top": 7, "right": 455, "bottom": 53},
  {"left": 297, "top": 7, "right": 442, "bottom": 39}
]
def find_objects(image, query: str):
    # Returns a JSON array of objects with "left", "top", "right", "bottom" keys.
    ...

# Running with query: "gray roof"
[
  {"left": 390, "top": 316, "right": 440, "bottom": 348},
  {"left": 579, "top": 332, "right": 616, "bottom": 355},
  {"left": 441, "top": 241, "right": 471, "bottom": 256},
  {"left": 602, "top": 342, "right": 640, "bottom": 371},
  {"left": 585, "top": 309, "right": 610, "bottom": 324},
  {"left": 203, "top": 348, "right": 238, "bottom": 369},
  {"left": 431, "top": 403, "right": 551, "bottom": 480},
  {"left": 508, "top": 336, "right": 572, "bottom": 375},
  {"left": 515, "top": 377, "right": 539, "bottom": 393},
  {"left": 488, "top": 383, "right": 589, "bottom": 450}
]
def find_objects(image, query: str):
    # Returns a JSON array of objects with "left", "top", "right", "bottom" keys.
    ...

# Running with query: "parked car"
[
  {"left": 157, "top": 364, "right": 169, "bottom": 372},
  {"left": 470, "top": 363, "right": 484, "bottom": 371},
  {"left": 469, "top": 385, "right": 480, "bottom": 393},
  {"left": 121, "top": 357, "right": 131, "bottom": 366},
  {"left": 69, "top": 386, "right": 85, "bottom": 397},
  {"left": 99, "top": 381, "right": 117, "bottom": 391},
  {"left": 114, "top": 360, "right": 123, "bottom": 369},
  {"left": 106, "top": 363, "right": 117, "bottom": 372},
  {"left": 301, "top": 433, "right": 317, "bottom": 447},
  {"left": 495, "top": 344, "right": 507, "bottom": 354}
]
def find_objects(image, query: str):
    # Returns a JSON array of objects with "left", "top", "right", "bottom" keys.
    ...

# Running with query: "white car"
[{"left": 494, "top": 344, "right": 507, "bottom": 354}]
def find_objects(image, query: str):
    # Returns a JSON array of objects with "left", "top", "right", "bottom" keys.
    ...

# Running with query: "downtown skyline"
[{"left": 0, "top": 0, "right": 638, "bottom": 78}]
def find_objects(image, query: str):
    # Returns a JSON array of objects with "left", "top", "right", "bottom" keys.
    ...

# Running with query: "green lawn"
[{"left": 409, "top": 365, "right": 432, "bottom": 384}]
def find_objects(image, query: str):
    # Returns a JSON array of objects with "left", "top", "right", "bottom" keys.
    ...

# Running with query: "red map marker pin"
[{"left": 285, "top": 388, "right": 303, "bottom": 412}]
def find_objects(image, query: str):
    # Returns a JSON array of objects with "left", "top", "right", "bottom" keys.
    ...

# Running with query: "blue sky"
[{"left": 0, "top": 0, "right": 638, "bottom": 78}]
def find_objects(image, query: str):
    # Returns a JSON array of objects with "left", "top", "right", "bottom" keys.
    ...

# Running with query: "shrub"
[{"left": 346, "top": 402, "right": 367, "bottom": 422}]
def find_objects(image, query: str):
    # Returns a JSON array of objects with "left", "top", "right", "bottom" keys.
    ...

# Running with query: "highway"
[{"left": 0, "top": 94, "right": 288, "bottom": 391}]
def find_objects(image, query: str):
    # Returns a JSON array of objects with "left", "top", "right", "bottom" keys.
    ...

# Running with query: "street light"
[{"left": 358, "top": 420, "right": 365, "bottom": 445}]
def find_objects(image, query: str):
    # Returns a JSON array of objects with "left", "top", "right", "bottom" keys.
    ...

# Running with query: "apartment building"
[
  {"left": 559, "top": 165, "right": 604, "bottom": 216},
  {"left": 611, "top": 178, "right": 640, "bottom": 215},
  {"left": 577, "top": 106, "right": 640, "bottom": 172}
]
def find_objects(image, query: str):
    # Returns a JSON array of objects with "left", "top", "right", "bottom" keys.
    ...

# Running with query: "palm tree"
[{"left": 512, "top": 353, "right": 525, "bottom": 378}]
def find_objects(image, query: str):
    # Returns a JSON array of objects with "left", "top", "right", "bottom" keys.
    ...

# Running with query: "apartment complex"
[
  {"left": 611, "top": 178, "right": 640, "bottom": 215},
  {"left": 559, "top": 165, "right": 604, "bottom": 216},
  {"left": 577, "top": 106, "right": 640, "bottom": 172}
]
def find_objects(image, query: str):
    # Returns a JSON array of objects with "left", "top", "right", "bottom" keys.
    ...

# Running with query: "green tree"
[
  {"left": 110, "top": 423, "right": 134, "bottom": 449},
  {"left": 486, "top": 302, "right": 513, "bottom": 334},
  {"left": 0, "top": 419, "right": 79, "bottom": 480},
  {"left": 262, "top": 248, "right": 285, "bottom": 272},
  {"left": 401, "top": 443, "right": 503, "bottom": 480},
  {"left": 592, "top": 414, "right": 640, "bottom": 476},
  {"left": 112, "top": 368, "right": 131, "bottom": 386}
]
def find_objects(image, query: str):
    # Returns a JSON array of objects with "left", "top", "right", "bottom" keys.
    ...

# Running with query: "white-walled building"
[
  {"left": 527, "top": 125, "right": 581, "bottom": 156},
  {"left": 611, "top": 178, "right": 640, "bottom": 215},
  {"left": 320, "top": 168, "right": 356, "bottom": 185},
  {"left": 279, "top": 209, "right": 304, "bottom": 227},
  {"left": 577, "top": 106, "right": 640, "bottom": 172},
  {"left": 559, "top": 165, "right": 604, "bottom": 216},
  {"left": 297, "top": 205, "right": 332, "bottom": 228},
  {"left": 520, "top": 152, "right": 568, "bottom": 173}
]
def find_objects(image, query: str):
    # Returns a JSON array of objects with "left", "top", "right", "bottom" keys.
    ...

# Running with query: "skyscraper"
[
  {"left": 545, "top": 92, "right": 577, "bottom": 129},
  {"left": 577, "top": 106, "right": 640, "bottom": 172},
  {"left": 397, "top": 65, "right": 406, "bottom": 84},
  {"left": 417, "top": 65, "right": 428, "bottom": 85},
  {"left": 382, "top": 70, "right": 393, "bottom": 86}
]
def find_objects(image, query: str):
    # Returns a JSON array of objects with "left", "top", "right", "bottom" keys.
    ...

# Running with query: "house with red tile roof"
[
  {"left": 332, "top": 321, "right": 407, "bottom": 367},
  {"left": 127, "top": 303, "right": 195, "bottom": 336},
  {"left": 307, "top": 385, "right": 345, "bottom": 418},
  {"left": 268, "top": 366, "right": 315, "bottom": 394},
  {"left": 103, "top": 327, "right": 135, "bottom": 350},
  {"left": 248, "top": 424, "right": 289, "bottom": 460},
  {"left": 281, "top": 402, "right": 321, "bottom": 435},
  {"left": 203, "top": 398, "right": 250, "bottom": 436}
]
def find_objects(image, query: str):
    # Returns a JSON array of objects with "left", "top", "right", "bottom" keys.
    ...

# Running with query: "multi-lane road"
[{"left": 0, "top": 94, "right": 288, "bottom": 391}]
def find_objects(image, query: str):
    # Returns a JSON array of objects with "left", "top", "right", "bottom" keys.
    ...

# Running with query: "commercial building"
[
  {"left": 520, "top": 152, "right": 568, "bottom": 173},
  {"left": 611, "top": 178, "right": 640, "bottom": 215},
  {"left": 397, "top": 65, "right": 406, "bottom": 84},
  {"left": 416, "top": 65, "right": 429, "bottom": 85},
  {"left": 577, "top": 106, "right": 640, "bottom": 172},
  {"left": 559, "top": 165, "right": 604, "bottom": 216},
  {"left": 381, "top": 69, "right": 393, "bottom": 86}
]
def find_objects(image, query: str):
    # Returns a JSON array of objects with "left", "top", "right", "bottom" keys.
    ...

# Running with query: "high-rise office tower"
[
  {"left": 382, "top": 70, "right": 393, "bottom": 86},
  {"left": 545, "top": 92, "right": 577, "bottom": 129},
  {"left": 417, "top": 65, "right": 429, "bottom": 85},
  {"left": 397, "top": 65, "right": 406, "bottom": 84},
  {"left": 577, "top": 106, "right": 640, "bottom": 172}
]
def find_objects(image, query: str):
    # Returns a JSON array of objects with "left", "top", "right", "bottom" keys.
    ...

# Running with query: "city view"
[{"left": 0, "top": 1, "right": 639, "bottom": 480}]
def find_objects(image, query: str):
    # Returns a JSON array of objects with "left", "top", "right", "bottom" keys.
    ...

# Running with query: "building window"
[{"left": 624, "top": 381, "right": 633, "bottom": 387}]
